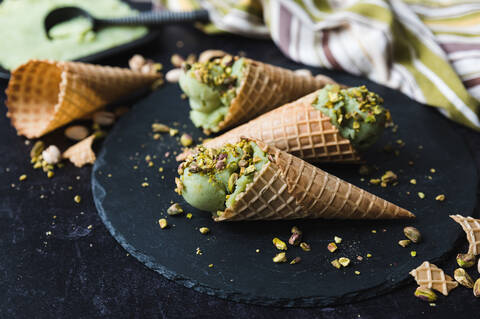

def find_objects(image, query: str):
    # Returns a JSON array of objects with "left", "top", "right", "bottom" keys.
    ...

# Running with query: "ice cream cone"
[
  {"left": 5, "top": 60, "right": 161, "bottom": 138},
  {"left": 451, "top": 215, "right": 480, "bottom": 255},
  {"left": 204, "top": 91, "right": 362, "bottom": 163},
  {"left": 215, "top": 138, "right": 414, "bottom": 221},
  {"left": 62, "top": 134, "right": 97, "bottom": 168},
  {"left": 216, "top": 59, "right": 337, "bottom": 131}
]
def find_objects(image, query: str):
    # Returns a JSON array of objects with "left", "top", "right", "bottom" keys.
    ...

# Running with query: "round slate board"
[{"left": 92, "top": 68, "right": 477, "bottom": 307}]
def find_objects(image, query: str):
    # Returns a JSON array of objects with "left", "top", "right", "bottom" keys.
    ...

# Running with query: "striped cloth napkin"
[{"left": 158, "top": 0, "right": 480, "bottom": 131}]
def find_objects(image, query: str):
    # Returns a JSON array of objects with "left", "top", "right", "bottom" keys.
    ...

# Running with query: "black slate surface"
[
  {"left": 1, "top": 24, "right": 480, "bottom": 318},
  {"left": 91, "top": 45, "right": 477, "bottom": 307}
]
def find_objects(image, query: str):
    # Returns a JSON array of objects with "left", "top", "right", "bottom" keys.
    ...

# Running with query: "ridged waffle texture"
[
  {"left": 451, "top": 214, "right": 480, "bottom": 255},
  {"left": 5, "top": 60, "right": 161, "bottom": 138},
  {"left": 217, "top": 59, "right": 336, "bottom": 131},
  {"left": 205, "top": 91, "right": 361, "bottom": 163},
  {"left": 215, "top": 139, "right": 414, "bottom": 221},
  {"left": 62, "top": 134, "right": 96, "bottom": 168},
  {"left": 410, "top": 261, "right": 458, "bottom": 296}
]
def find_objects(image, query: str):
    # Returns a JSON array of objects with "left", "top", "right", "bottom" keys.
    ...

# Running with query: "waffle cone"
[
  {"left": 410, "top": 261, "right": 458, "bottom": 296},
  {"left": 215, "top": 138, "right": 414, "bottom": 221},
  {"left": 204, "top": 91, "right": 361, "bottom": 163},
  {"left": 5, "top": 60, "right": 161, "bottom": 138},
  {"left": 215, "top": 59, "right": 337, "bottom": 132}
]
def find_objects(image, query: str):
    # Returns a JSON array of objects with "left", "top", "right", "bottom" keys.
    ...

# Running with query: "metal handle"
[{"left": 97, "top": 10, "right": 210, "bottom": 28}]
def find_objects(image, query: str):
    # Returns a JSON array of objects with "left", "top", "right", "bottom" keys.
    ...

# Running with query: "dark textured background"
[{"left": 1, "top": 23, "right": 480, "bottom": 318}]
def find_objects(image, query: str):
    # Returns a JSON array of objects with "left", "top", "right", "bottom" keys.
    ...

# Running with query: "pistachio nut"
[
  {"left": 403, "top": 226, "right": 421, "bottom": 243},
  {"left": 288, "top": 232, "right": 301, "bottom": 246},
  {"left": 158, "top": 218, "right": 168, "bottom": 229},
  {"left": 338, "top": 257, "right": 351, "bottom": 267},
  {"left": 227, "top": 173, "right": 238, "bottom": 193},
  {"left": 152, "top": 123, "right": 170, "bottom": 133},
  {"left": 199, "top": 227, "right": 210, "bottom": 234},
  {"left": 291, "top": 226, "right": 302, "bottom": 235},
  {"left": 30, "top": 141, "right": 45, "bottom": 158},
  {"left": 290, "top": 257, "right": 301, "bottom": 265},
  {"left": 331, "top": 259, "right": 341, "bottom": 269},
  {"left": 167, "top": 203, "right": 184, "bottom": 216},
  {"left": 180, "top": 133, "right": 193, "bottom": 147},
  {"left": 327, "top": 242, "right": 338, "bottom": 253},
  {"left": 300, "top": 242, "right": 311, "bottom": 252},
  {"left": 454, "top": 268, "right": 474, "bottom": 288},
  {"left": 273, "top": 238, "right": 287, "bottom": 251},
  {"left": 398, "top": 239, "right": 411, "bottom": 247},
  {"left": 273, "top": 252, "right": 287, "bottom": 263},
  {"left": 474, "top": 278, "right": 480, "bottom": 297},
  {"left": 414, "top": 287, "right": 437, "bottom": 302},
  {"left": 456, "top": 253, "right": 475, "bottom": 268}
]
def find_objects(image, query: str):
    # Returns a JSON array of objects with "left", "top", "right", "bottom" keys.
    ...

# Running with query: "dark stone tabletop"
[{"left": 1, "top": 24, "right": 480, "bottom": 319}]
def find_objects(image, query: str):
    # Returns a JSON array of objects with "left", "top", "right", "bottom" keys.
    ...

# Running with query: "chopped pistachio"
[
  {"left": 366, "top": 253, "right": 372, "bottom": 258},
  {"left": 186, "top": 213, "right": 193, "bottom": 219},
  {"left": 338, "top": 257, "right": 351, "bottom": 267},
  {"left": 435, "top": 194, "right": 445, "bottom": 202},
  {"left": 430, "top": 168, "right": 436, "bottom": 173},
  {"left": 273, "top": 252, "right": 287, "bottom": 263},
  {"left": 167, "top": 203, "right": 184, "bottom": 216},
  {"left": 398, "top": 240, "right": 411, "bottom": 247},
  {"left": 74, "top": 195, "right": 82, "bottom": 203},
  {"left": 369, "top": 178, "right": 381, "bottom": 185},
  {"left": 417, "top": 192, "right": 425, "bottom": 199},
  {"left": 410, "top": 251, "right": 417, "bottom": 257},
  {"left": 327, "top": 242, "right": 338, "bottom": 253},
  {"left": 169, "top": 128, "right": 179, "bottom": 136},
  {"left": 381, "top": 171, "right": 397, "bottom": 184},
  {"left": 208, "top": 263, "right": 214, "bottom": 268},
  {"left": 289, "top": 232, "right": 302, "bottom": 246},
  {"left": 300, "top": 242, "right": 311, "bottom": 252},
  {"left": 47, "top": 171, "right": 54, "bottom": 178},
  {"left": 141, "top": 182, "right": 149, "bottom": 188},
  {"left": 152, "top": 123, "right": 170, "bottom": 133},
  {"left": 334, "top": 236, "right": 342, "bottom": 244},
  {"left": 331, "top": 259, "right": 341, "bottom": 269},
  {"left": 354, "top": 271, "right": 361, "bottom": 275},
  {"left": 404, "top": 226, "right": 421, "bottom": 243},
  {"left": 291, "top": 226, "right": 302, "bottom": 235},
  {"left": 180, "top": 133, "right": 193, "bottom": 147},
  {"left": 290, "top": 257, "right": 301, "bottom": 265},
  {"left": 30, "top": 141, "right": 45, "bottom": 158},
  {"left": 273, "top": 238, "right": 287, "bottom": 251},
  {"left": 19, "top": 174, "right": 27, "bottom": 181},
  {"left": 199, "top": 227, "right": 210, "bottom": 234},
  {"left": 158, "top": 218, "right": 168, "bottom": 229},
  {"left": 410, "top": 179, "right": 416, "bottom": 185}
]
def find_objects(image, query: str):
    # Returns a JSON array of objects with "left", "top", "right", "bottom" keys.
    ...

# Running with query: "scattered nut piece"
[
  {"left": 334, "top": 236, "right": 342, "bottom": 244},
  {"left": 414, "top": 287, "right": 437, "bottom": 302},
  {"left": 273, "top": 252, "right": 287, "bottom": 263},
  {"left": 198, "top": 50, "right": 228, "bottom": 63},
  {"left": 288, "top": 232, "right": 302, "bottom": 246},
  {"left": 166, "top": 68, "right": 182, "bottom": 83},
  {"left": 410, "top": 179, "right": 416, "bottom": 185},
  {"left": 418, "top": 192, "right": 425, "bottom": 199},
  {"left": 338, "top": 257, "right": 350, "bottom": 267},
  {"left": 366, "top": 253, "right": 372, "bottom": 258},
  {"left": 454, "top": 268, "right": 474, "bottom": 288},
  {"left": 169, "top": 128, "right": 179, "bottom": 136},
  {"left": 435, "top": 194, "right": 445, "bottom": 202},
  {"left": 180, "top": 133, "right": 193, "bottom": 147},
  {"left": 327, "top": 242, "right": 338, "bottom": 253},
  {"left": 65, "top": 125, "right": 89, "bottom": 141},
  {"left": 199, "top": 227, "right": 210, "bottom": 234},
  {"left": 152, "top": 123, "right": 170, "bottom": 133},
  {"left": 430, "top": 168, "right": 436, "bottom": 173},
  {"left": 74, "top": 195, "right": 81, "bottom": 203},
  {"left": 158, "top": 218, "right": 168, "bottom": 229},
  {"left": 398, "top": 239, "right": 411, "bottom": 247},
  {"left": 290, "top": 257, "right": 301, "bottom": 265},
  {"left": 30, "top": 141, "right": 45, "bottom": 158},
  {"left": 47, "top": 171, "right": 54, "bottom": 178},
  {"left": 369, "top": 178, "right": 381, "bottom": 185},
  {"left": 474, "top": 278, "right": 480, "bottom": 297},
  {"left": 300, "top": 242, "right": 311, "bottom": 252},
  {"left": 141, "top": 182, "right": 149, "bottom": 188},
  {"left": 273, "top": 238, "right": 287, "bottom": 251},
  {"left": 456, "top": 253, "right": 475, "bottom": 268},
  {"left": 410, "top": 251, "right": 417, "bottom": 257},
  {"left": 354, "top": 271, "right": 361, "bottom": 275},
  {"left": 404, "top": 226, "right": 421, "bottom": 243},
  {"left": 381, "top": 170, "right": 397, "bottom": 184},
  {"left": 19, "top": 174, "right": 27, "bottom": 181},
  {"left": 331, "top": 259, "right": 341, "bottom": 269},
  {"left": 167, "top": 203, "right": 184, "bottom": 216},
  {"left": 170, "top": 54, "right": 185, "bottom": 67},
  {"left": 42, "top": 145, "right": 61, "bottom": 164},
  {"left": 186, "top": 213, "right": 192, "bottom": 219},
  {"left": 93, "top": 111, "right": 115, "bottom": 126}
]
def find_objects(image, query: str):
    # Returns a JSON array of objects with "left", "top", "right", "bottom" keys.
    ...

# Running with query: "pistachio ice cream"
[
  {"left": 313, "top": 84, "right": 390, "bottom": 150},
  {"left": 175, "top": 139, "right": 269, "bottom": 214},
  {"left": 179, "top": 56, "right": 246, "bottom": 133}
]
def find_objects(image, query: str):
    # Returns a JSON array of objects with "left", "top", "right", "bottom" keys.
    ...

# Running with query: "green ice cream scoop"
[
  {"left": 178, "top": 56, "right": 246, "bottom": 133},
  {"left": 313, "top": 84, "right": 390, "bottom": 150},
  {"left": 176, "top": 140, "right": 269, "bottom": 214}
]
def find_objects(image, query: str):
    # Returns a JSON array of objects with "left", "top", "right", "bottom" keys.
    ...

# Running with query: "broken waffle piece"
[
  {"left": 450, "top": 215, "right": 480, "bottom": 255},
  {"left": 409, "top": 261, "right": 458, "bottom": 296},
  {"left": 62, "top": 135, "right": 96, "bottom": 167}
]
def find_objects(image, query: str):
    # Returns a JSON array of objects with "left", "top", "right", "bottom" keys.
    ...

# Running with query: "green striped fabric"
[{"left": 159, "top": 0, "right": 480, "bottom": 130}]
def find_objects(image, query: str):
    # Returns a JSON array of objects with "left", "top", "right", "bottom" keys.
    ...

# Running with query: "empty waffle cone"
[
  {"left": 216, "top": 58, "right": 337, "bottom": 132},
  {"left": 5, "top": 60, "right": 161, "bottom": 138},
  {"left": 215, "top": 138, "right": 414, "bottom": 221},
  {"left": 450, "top": 214, "right": 480, "bottom": 255},
  {"left": 204, "top": 91, "right": 361, "bottom": 163},
  {"left": 410, "top": 261, "right": 458, "bottom": 296}
]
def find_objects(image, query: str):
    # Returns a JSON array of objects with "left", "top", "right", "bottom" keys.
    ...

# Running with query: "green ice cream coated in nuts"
[{"left": 313, "top": 84, "right": 390, "bottom": 150}]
